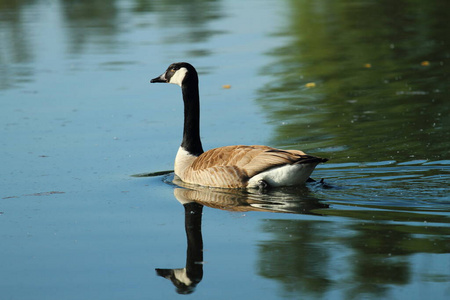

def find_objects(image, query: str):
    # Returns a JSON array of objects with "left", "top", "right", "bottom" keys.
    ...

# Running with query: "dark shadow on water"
[
  {"left": 155, "top": 176, "right": 330, "bottom": 294},
  {"left": 130, "top": 170, "right": 174, "bottom": 178}
]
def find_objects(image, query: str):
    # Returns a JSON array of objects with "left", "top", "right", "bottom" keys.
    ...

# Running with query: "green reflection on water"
[
  {"left": 258, "top": 0, "right": 450, "bottom": 163},
  {"left": 255, "top": 0, "right": 450, "bottom": 298},
  {"left": 258, "top": 217, "right": 450, "bottom": 299}
]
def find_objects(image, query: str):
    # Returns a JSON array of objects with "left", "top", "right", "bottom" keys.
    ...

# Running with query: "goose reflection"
[
  {"left": 156, "top": 177, "right": 329, "bottom": 294},
  {"left": 171, "top": 176, "right": 329, "bottom": 214},
  {"left": 155, "top": 198, "right": 204, "bottom": 294}
]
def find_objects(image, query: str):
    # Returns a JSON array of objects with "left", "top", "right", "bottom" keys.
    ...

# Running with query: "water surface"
[{"left": 0, "top": 0, "right": 449, "bottom": 299}]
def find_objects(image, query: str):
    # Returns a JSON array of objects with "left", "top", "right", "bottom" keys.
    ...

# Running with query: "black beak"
[{"left": 150, "top": 73, "right": 167, "bottom": 83}]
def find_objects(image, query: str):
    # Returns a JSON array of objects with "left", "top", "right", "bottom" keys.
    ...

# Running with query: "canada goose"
[{"left": 150, "top": 62, "right": 327, "bottom": 189}]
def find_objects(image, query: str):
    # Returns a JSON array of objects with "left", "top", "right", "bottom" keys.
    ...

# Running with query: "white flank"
[
  {"left": 247, "top": 163, "right": 318, "bottom": 188},
  {"left": 169, "top": 67, "right": 188, "bottom": 86}
]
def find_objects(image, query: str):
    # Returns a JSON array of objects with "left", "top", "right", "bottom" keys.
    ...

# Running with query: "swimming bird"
[{"left": 150, "top": 62, "right": 327, "bottom": 189}]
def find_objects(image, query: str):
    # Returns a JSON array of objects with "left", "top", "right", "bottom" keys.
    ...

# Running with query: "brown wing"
[{"left": 184, "top": 145, "right": 323, "bottom": 188}]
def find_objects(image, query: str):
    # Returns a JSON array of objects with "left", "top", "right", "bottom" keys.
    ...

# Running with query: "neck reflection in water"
[
  {"left": 155, "top": 177, "right": 329, "bottom": 294},
  {"left": 156, "top": 199, "right": 204, "bottom": 295}
]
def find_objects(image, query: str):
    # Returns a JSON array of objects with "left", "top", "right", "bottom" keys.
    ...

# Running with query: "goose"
[{"left": 150, "top": 62, "right": 327, "bottom": 189}]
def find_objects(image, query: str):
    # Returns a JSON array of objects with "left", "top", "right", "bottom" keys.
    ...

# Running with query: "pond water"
[{"left": 1, "top": 0, "right": 449, "bottom": 299}]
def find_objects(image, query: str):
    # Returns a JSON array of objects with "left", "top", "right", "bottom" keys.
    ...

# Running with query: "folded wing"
[{"left": 184, "top": 145, "right": 325, "bottom": 188}]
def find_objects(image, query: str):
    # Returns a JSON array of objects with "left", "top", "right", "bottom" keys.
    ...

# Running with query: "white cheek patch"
[
  {"left": 169, "top": 67, "right": 188, "bottom": 86},
  {"left": 173, "top": 268, "right": 192, "bottom": 286}
]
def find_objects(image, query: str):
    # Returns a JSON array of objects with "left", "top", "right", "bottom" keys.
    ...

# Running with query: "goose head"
[{"left": 150, "top": 62, "right": 198, "bottom": 87}]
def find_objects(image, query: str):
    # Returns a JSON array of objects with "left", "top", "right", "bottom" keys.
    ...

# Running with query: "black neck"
[{"left": 181, "top": 78, "right": 204, "bottom": 156}]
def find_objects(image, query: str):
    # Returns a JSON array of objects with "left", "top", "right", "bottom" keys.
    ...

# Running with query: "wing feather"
[{"left": 184, "top": 145, "right": 325, "bottom": 188}]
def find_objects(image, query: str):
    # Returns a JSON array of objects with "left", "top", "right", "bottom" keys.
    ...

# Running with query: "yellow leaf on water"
[
  {"left": 364, "top": 63, "right": 372, "bottom": 68},
  {"left": 305, "top": 82, "right": 316, "bottom": 88},
  {"left": 222, "top": 84, "right": 231, "bottom": 89},
  {"left": 421, "top": 61, "right": 430, "bottom": 66}
]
